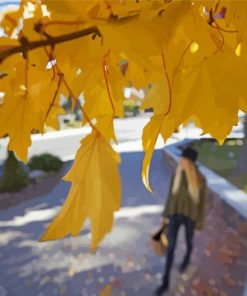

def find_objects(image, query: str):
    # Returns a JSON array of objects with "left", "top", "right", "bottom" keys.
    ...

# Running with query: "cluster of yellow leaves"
[
  {"left": 40, "top": 132, "right": 121, "bottom": 252},
  {"left": 1, "top": 0, "right": 247, "bottom": 250}
]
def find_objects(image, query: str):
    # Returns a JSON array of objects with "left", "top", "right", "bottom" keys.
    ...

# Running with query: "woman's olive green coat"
[{"left": 162, "top": 170, "right": 207, "bottom": 230}]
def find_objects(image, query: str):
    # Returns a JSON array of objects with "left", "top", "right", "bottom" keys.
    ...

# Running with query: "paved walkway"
[
  {"left": 0, "top": 148, "right": 247, "bottom": 296},
  {"left": 0, "top": 150, "right": 170, "bottom": 296}
]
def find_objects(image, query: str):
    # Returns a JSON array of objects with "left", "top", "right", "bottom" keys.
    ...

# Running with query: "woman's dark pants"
[{"left": 163, "top": 214, "right": 195, "bottom": 285}]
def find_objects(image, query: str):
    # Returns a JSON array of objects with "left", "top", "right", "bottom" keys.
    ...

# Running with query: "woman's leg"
[
  {"left": 162, "top": 214, "right": 181, "bottom": 286},
  {"left": 180, "top": 216, "right": 195, "bottom": 272}
]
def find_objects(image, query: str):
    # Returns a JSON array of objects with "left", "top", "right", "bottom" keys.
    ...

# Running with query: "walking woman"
[{"left": 156, "top": 147, "right": 207, "bottom": 295}]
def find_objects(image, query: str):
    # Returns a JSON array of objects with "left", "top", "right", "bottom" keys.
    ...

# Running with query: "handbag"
[{"left": 150, "top": 224, "right": 169, "bottom": 256}]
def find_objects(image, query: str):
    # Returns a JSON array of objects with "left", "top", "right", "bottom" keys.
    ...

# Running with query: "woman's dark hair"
[{"left": 182, "top": 147, "right": 198, "bottom": 162}]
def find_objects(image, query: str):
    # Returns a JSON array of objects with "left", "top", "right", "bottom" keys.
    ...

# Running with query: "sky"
[{"left": 0, "top": 1, "right": 19, "bottom": 7}]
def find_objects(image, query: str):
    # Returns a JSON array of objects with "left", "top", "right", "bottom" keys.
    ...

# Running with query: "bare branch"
[{"left": 0, "top": 26, "right": 101, "bottom": 63}]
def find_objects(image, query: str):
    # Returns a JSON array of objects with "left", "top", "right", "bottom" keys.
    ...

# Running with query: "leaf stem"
[
  {"left": 24, "top": 57, "right": 29, "bottom": 99},
  {"left": 161, "top": 51, "right": 172, "bottom": 116},
  {"left": 212, "top": 20, "right": 225, "bottom": 54},
  {"left": 211, "top": 24, "right": 238, "bottom": 33},
  {"left": 174, "top": 40, "right": 193, "bottom": 74},
  {"left": 103, "top": 50, "right": 115, "bottom": 114}
]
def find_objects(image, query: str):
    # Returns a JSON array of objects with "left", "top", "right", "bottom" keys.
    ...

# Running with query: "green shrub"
[
  {"left": 0, "top": 151, "right": 29, "bottom": 192},
  {"left": 28, "top": 153, "right": 63, "bottom": 172}
]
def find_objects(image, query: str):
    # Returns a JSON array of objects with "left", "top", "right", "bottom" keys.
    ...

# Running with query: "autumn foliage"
[{"left": 0, "top": 0, "right": 247, "bottom": 251}]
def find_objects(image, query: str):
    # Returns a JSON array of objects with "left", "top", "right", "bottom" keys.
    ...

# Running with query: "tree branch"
[{"left": 0, "top": 26, "right": 101, "bottom": 63}]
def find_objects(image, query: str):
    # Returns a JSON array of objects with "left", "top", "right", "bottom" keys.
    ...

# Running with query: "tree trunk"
[{"left": 232, "top": 114, "right": 247, "bottom": 176}]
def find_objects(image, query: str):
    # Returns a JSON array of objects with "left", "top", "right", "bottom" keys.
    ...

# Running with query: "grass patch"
[{"left": 189, "top": 139, "right": 247, "bottom": 193}]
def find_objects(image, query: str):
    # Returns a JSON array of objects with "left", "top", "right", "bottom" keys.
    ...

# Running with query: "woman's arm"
[
  {"left": 195, "top": 177, "right": 207, "bottom": 230},
  {"left": 162, "top": 174, "right": 175, "bottom": 219}
]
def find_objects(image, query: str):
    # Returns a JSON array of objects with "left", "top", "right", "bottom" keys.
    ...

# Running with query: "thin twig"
[
  {"left": 44, "top": 73, "right": 63, "bottom": 121},
  {"left": 42, "top": 46, "right": 100, "bottom": 135},
  {"left": 59, "top": 71, "right": 100, "bottom": 135}
]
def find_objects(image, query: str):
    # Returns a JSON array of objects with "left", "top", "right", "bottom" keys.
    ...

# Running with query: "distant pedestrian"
[{"left": 155, "top": 147, "right": 207, "bottom": 295}]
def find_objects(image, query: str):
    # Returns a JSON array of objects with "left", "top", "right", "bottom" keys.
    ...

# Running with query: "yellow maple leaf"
[
  {"left": 0, "top": 37, "right": 19, "bottom": 52},
  {"left": 54, "top": 31, "right": 103, "bottom": 70},
  {"left": 81, "top": 82, "right": 117, "bottom": 142},
  {"left": 142, "top": 114, "right": 176, "bottom": 192},
  {"left": 239, "top": 97, "right": 247, "bottom": 113},
  {"left": 141, "top": 79, "right": 169, "bottom": 115},
  {"left": 42, "top": 0, "right": 87, "bottom": 21},
  {"left": 0, "top": 57, "right": 60, "bottom": 162},
  {"left": 0, "top": 92, "right": 42, "bottom": 162},
  {"left": 172, "top": 45, "right": 247, "bottom": 141},
  {"left": 123, "top": 59, "right": 152, "bottom": 90},
  {"left": 78, "top": 53, "right": 125, "bottom": 141},
  {"left": 99, "top": 20, "right": 164, "bottom": 68},
  {"left": 45, "top": 103, "right": 66, "bottom": 130},
  {"left": 40, "top": 132, "right": 121, "bottom": 252},
  {"left": 182, "top": 3, "right": 217, "bottom": 57},
  {"left": 104, "top": 53, "right": 125, "bottom": 118}
]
